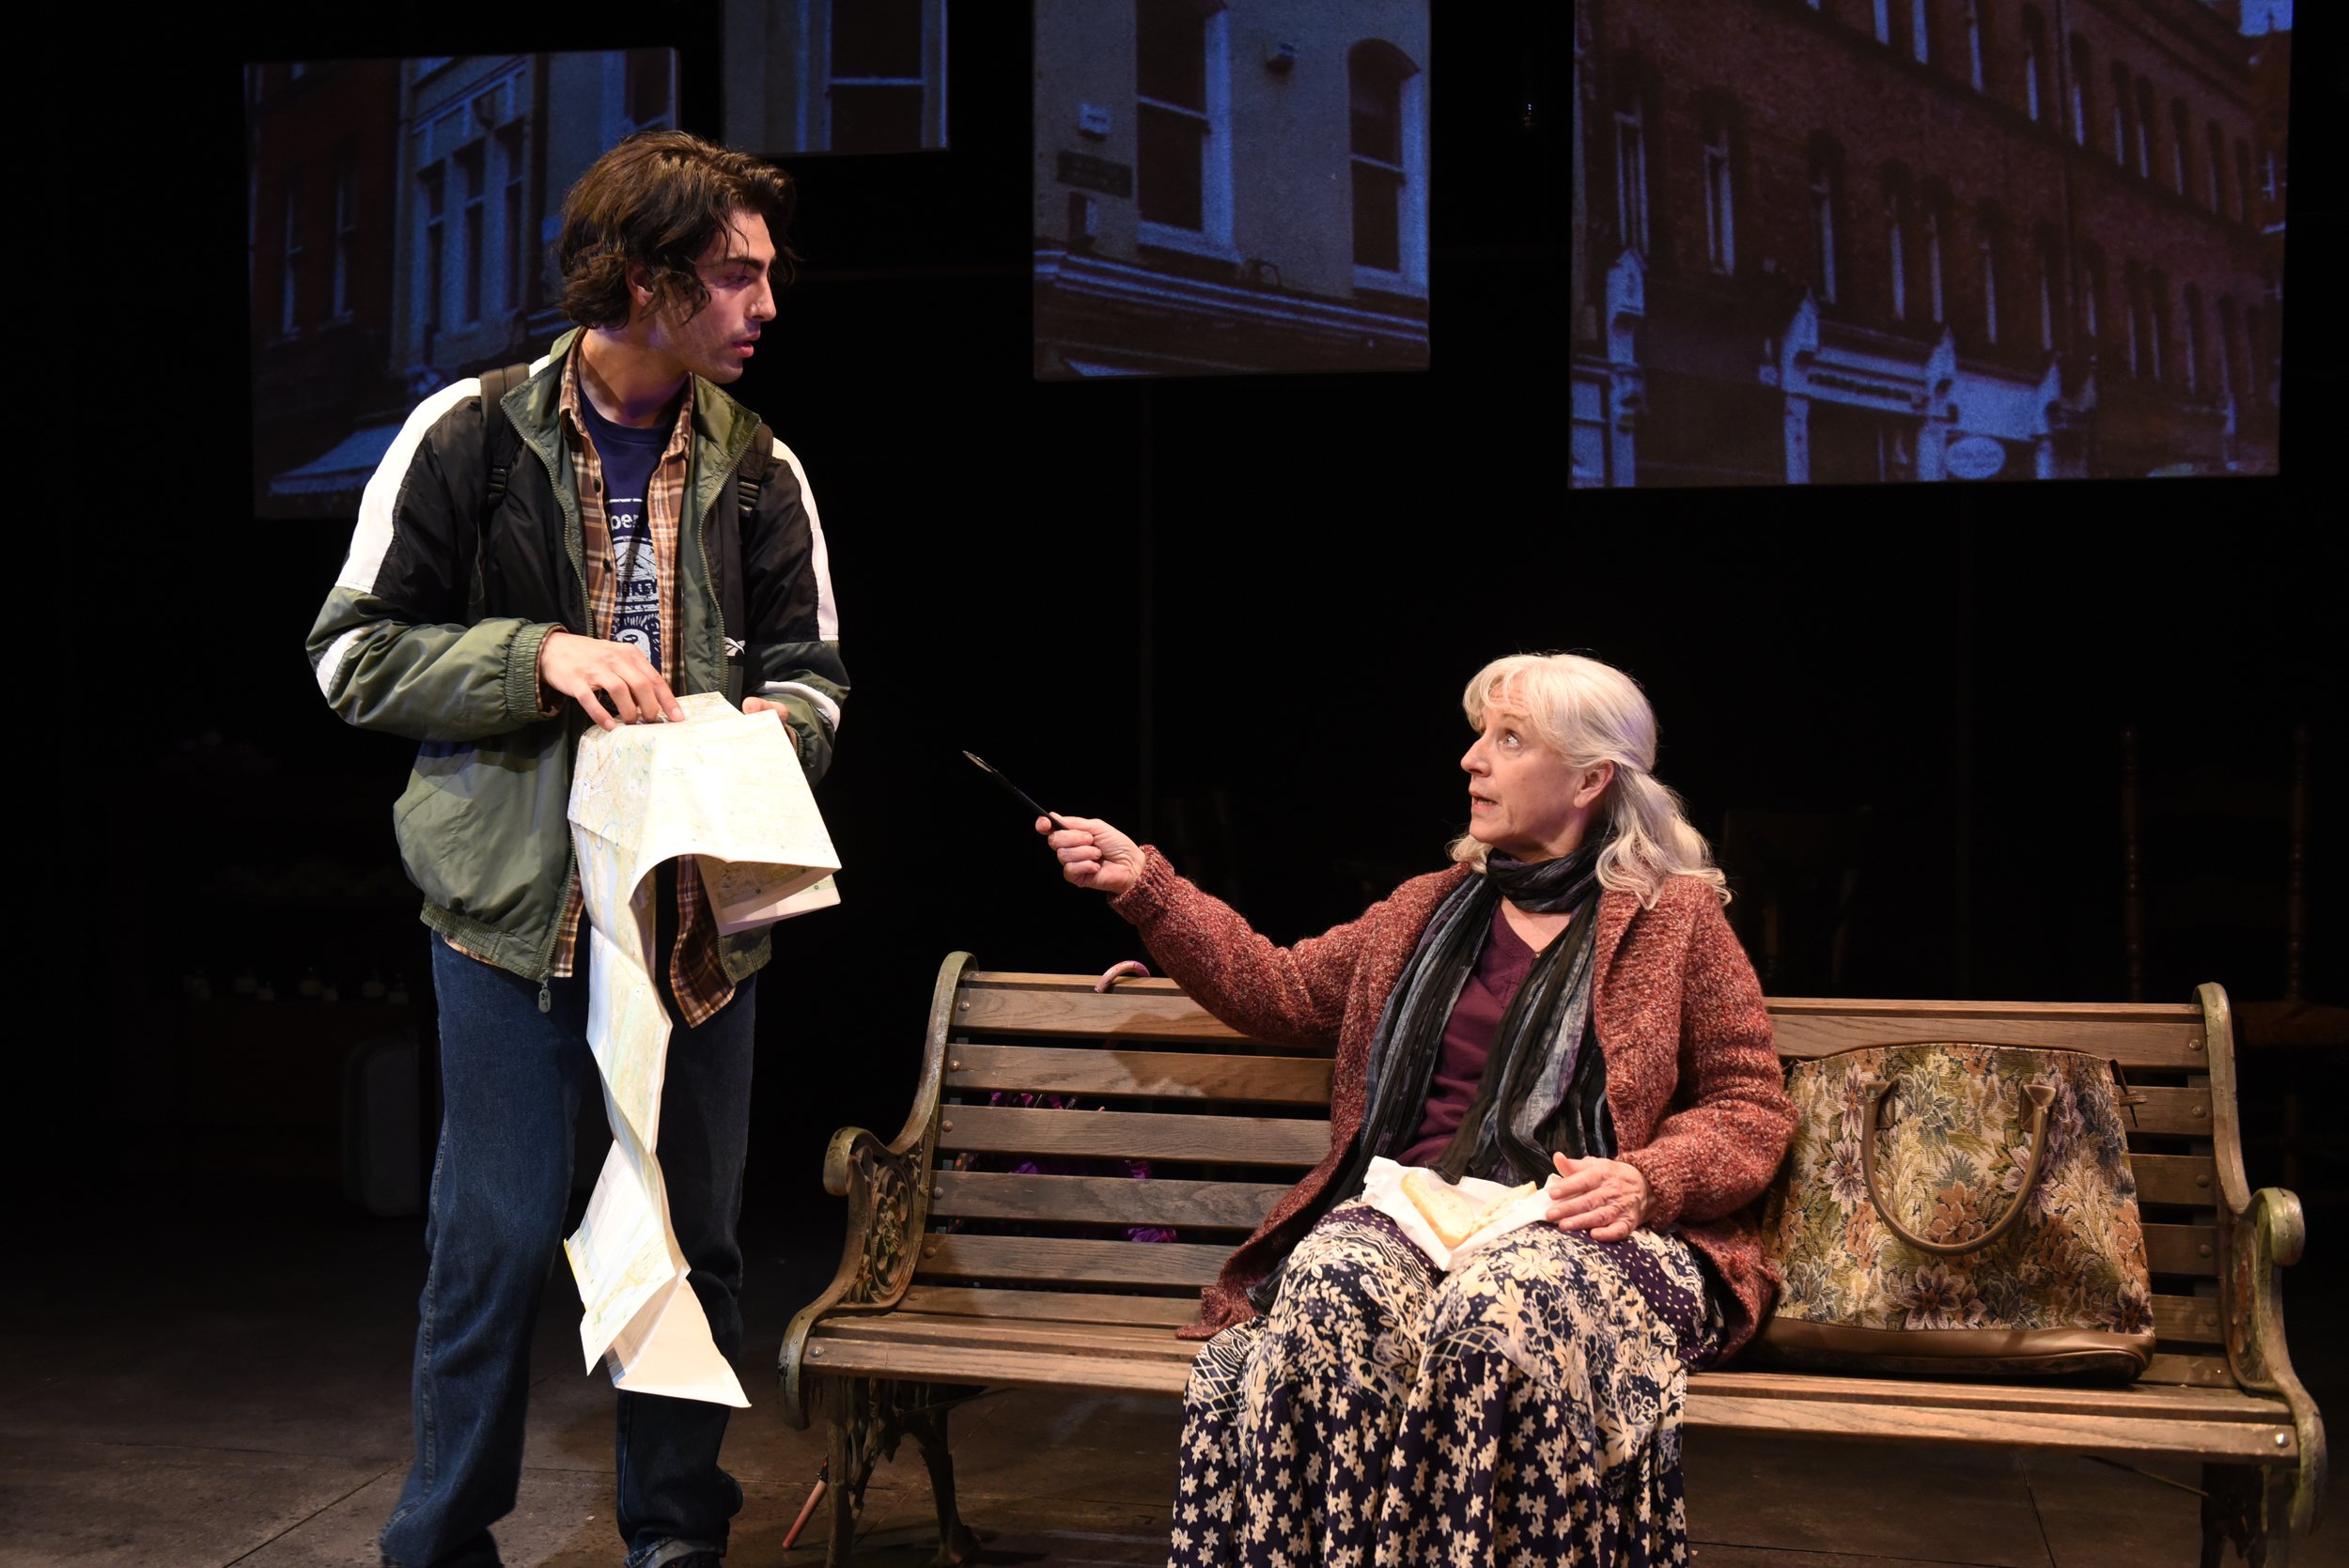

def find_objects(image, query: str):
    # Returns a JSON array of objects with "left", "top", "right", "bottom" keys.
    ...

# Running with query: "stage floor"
[{"left": 6, "top": 1175, "right": 2341, "bottom": 1567}]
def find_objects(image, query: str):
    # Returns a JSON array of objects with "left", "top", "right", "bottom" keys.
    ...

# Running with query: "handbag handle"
[{"left": 1859, "top": 1076, "right": 2057, "bottom": 1256}]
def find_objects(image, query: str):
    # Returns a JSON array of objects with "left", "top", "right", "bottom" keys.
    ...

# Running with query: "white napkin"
[{"left": 1357, "top": 1156, "right": 1554, "bottom": 1272}]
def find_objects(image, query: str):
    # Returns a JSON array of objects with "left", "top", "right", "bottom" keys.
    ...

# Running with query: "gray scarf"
[{"left": 1249, "top": 842, "right": 1613, "bottom": 1307}]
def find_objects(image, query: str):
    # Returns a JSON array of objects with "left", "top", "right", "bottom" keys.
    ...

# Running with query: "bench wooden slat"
[
  {"left": 922, "top": 1203, "right": 2220, "bottom": 1335},
  {"left": 1766, "top": 1002, "right": 2207, "bottom": 1070},
  {"left": 896, "top": 1285, "right": 1200, "bottom": 1327},
  {"left": 801, "top": 1335, "right": 1193, "bottom": 1394},
  {"left": 943, "top": 1044, "right": 1333, "bottom": 1105},
  {"left": 959, "top": 977, "right": 2213, "bottom": 1069},
  {"left": 959, "top": 984, "right": 1250, "bottom": 1042},
  {"left": 1688, "top": 1365, "right": 2278, "bottom": 1421},
  {"left": 932, "top": 1171, "right": 1287, "bottom": 1230},
  {"left": 943, "top": 1080, "right": 2210, "bottom": 1141},
  {"left": 937, "top": 1104, "right": 1331, "bottom": 1165},
  {"left": 1683, "top": 1389, "right": 2293, "bottom": 1462},
  {"left": 916, "top": 1234, "right": 1228, "bottom": 1288},
  {"left": 2146, "top": 1222, "right": 2219, "bottom": 1276},
  {"left": 2154, "top": 1292, "right": 2224, "bottom": 1345},
  {"left": 2132, "top": 1152, "right": 2219, "bottom": 1207},
  {"left": 2119, "top": 1086, "right": 2216, "bottom": 1138},
  {"left": 818, "top": 1313, "right": 1200, "bottom": 1364}
]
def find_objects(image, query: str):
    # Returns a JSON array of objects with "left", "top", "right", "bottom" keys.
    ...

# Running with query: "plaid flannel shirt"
[{"left": 452, "top": 349, "right": 737, "bottom": 1026}]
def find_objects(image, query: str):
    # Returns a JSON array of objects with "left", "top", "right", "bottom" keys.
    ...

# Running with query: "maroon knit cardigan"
[{"left": 1110, "top": 850, "right": 1798, "bottom": 1359}]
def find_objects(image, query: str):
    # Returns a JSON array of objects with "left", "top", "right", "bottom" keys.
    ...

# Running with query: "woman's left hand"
[{"left": 1545, "top": 1152, "right": 1651, "bottom": 1242}]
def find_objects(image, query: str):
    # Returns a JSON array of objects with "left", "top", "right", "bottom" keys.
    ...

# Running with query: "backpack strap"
[
  {"left": 717, "top": 423, "right": 778, "bottom": 706},
  {"left": 476, "top": 362, "right": 533, "bottom": 513},
  {"left": 735, "top": 421, "right": 777, "bottom": 531}
]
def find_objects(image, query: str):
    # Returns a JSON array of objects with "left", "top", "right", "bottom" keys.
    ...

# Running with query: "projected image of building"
[
  {"left": 723, "top": 0, "right": 950, "bottom": 155},
  {"left": 1034, "top": 0, "right": 1429, "bottom": 379},
  {"left": 1570, "top": 0, "right": 2288, "bottom": 486},
  {"left": 248, "top": 52, "right": 678, "bottom": 517}
]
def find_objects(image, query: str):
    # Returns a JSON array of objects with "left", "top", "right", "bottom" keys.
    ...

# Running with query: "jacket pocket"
[{"left": 393, "top": 737, "right": 567, "bottom": 929}]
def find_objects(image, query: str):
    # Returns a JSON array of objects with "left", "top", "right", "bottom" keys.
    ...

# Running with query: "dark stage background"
[{"left": 59, "top": 2, "right": 2346, "bottom": 1296}]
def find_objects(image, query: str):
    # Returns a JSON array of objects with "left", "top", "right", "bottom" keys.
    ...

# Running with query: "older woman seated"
[{"left": 1037, "top": 652, "right": 1797, "bottom": 1568}]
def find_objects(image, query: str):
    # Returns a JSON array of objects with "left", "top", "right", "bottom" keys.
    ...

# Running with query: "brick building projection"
[{"left": 1571, "top": 0, "right": 2288, "bottom": 486}]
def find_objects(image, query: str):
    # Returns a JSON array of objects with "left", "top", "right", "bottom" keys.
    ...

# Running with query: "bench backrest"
[{"left": 921, "top": 956, "right": 2241, "bottom": 1385}]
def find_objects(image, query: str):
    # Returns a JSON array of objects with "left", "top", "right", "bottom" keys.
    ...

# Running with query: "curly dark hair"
[{"left": 555, "top": 130, "right": 797, "bottom": 330}]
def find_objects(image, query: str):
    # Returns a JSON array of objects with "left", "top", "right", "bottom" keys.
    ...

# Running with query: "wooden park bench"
[{"left": 778, "top": 954, "right": 2326, "bottom": 1566}]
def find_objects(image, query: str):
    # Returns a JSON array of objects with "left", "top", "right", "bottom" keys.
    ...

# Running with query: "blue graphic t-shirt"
[{"left": 579, "top": 396, "right": 676, "bottom": 673}]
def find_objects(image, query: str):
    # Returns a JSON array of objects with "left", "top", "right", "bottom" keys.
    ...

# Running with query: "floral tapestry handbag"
[{"left": 1755, "top": 1042, "right": 2156, "bottom": 1378}]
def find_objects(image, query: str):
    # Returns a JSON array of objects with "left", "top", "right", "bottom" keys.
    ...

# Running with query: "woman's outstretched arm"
[{"left": 1041, "top": 814, "right": 1388, "bottom": 1051}]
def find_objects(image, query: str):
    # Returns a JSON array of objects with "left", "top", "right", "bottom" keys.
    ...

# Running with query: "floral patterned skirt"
[{"left": 1169, "top": 1204, "right": 1718, "bottom": 1568}]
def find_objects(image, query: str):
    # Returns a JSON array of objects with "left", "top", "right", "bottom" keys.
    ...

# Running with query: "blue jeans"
[{"left": 381, "top": 933, "right": 755, "bottom": 1568}]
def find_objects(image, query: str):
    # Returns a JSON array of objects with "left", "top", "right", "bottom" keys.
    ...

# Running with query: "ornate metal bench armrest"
[
  {"left": 779, "top": 1125, "right": 936, "bottom": 1425},
  {"left": 2201, "top": 982, "right": 2327, "bottom": 1540},
  {"left": 2225, "top": 1184, "right": 2327, "bottom": 1538},
  {"left": 778, "top": 953, "right": 972, "bottom": 1428}
]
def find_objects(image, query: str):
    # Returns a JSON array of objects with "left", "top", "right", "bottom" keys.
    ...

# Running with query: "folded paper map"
[{"left": 564, "top": 691, "right": 842, "bottom": 1405}]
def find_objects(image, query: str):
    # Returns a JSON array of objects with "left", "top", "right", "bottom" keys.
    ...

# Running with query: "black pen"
[{"left": 962, "top": 751, "right": 1070, "bottom": 832}]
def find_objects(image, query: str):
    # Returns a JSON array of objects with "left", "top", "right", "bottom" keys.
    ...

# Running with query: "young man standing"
[{"left": 308, "top": 131, "right": 846, "bottom": 1568}]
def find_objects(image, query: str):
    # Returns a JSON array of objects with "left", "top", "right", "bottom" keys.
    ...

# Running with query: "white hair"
[{"left": 1448, "top": 652, "right": 1730, "bottom": 908}]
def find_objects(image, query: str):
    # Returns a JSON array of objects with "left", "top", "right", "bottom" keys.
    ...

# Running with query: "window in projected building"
[
  {"left": 1922, "top": 182, "right": 1950, "bottom": 323},
  {"left": 831, "top": 0, "right": 925, "bottom": 151},
  {"left": 2021, "top": 8, "right": 2047, "bottom": 123},
  {"left": 2111, "top": 62, "right": 2134, "bottom": 165},
  {"left": 1613, "top": 86, "right": 1649, "bottom": 257},
  {"left": 333, "top": 147, "right": 358, "bottom": 318},
  {"left": 1347, "top": 41, "right": 1425, "bottom": 297},
  {"left": 2185, "top": 284, "right": 2205, "bottom": 392},
  {"left": 1882, "top": 165, "right": 1911, "bottom": 318},
  {"left": 1135, "top": 0, "right": 1227, "bottom": 242},
  {"left": 1350, "top": 53, "right": 1403, "bottom": 270},
  {"left": 280, "top": 177, "right": 303, "bottom": 337},
  {"left": 1976, "top": 203, "right": 2003, "bottom": 348},
  {"left": 2082, "top": 245, "right": 2105, "bottom": 348},
  {"left": 2034, "top": 225, "right": 2061, "bottom": 352},
  {"left": 1703, "top": 103, "right": 1737, "bottom": 276},
  {"left": 1808, "top": 137, "right": 1843, "bottom": 304},
  {"left": 2151, "top": 269, "right": 2172, "bottom": 383},
  {"left": 2068, "top": 35, "right": 2092, "bottom": 146},
  {"left": 418, "top": 165, "right": 444, "bottom": 342},
  {"left": 721, "top": 0, "right": 948, "bottom": 155}
]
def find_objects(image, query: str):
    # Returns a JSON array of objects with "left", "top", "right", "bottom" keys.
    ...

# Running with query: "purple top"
[{"left": 1396, "top": 902, "right": 1540, "bottom": 1167}]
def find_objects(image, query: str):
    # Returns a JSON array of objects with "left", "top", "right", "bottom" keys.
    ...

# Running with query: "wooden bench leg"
[
  {"left": 2201, "top": 1463, "right": 2292, "bottom": 1568},
  {"left": 904, "top": 1394, "right": 983, "bottom": 1568}
]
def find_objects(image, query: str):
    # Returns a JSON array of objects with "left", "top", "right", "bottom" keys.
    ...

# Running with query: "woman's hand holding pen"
[{"left": 1040, "top": 815, "right": 1148, "bottom": 896}]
